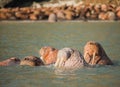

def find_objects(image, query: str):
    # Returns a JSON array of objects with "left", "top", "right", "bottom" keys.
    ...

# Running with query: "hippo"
[
  {"left": 20, "top": 56, "right": 44, "bottom": 66},
  {"left": 0, "top": 57, "right": 20, "bottom": 66},
  {"left": 84, "top": 41, "right": 113, "bottom": 66},
  {"left": 55, "top": 48, "right": 85, "bottom": 69},
  {"left": 39, "top": 46, "right": 58, "bottom": 65}
]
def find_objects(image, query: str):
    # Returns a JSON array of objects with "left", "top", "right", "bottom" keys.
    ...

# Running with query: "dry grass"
[
  {"left": 50, "top": 0, "right": 120, "bottom": 5},
  {"left": 83, "top": 0, "right": 120, "bottom": 5}
]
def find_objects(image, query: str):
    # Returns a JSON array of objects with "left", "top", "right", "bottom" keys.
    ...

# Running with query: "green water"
[{"left": 0, "top": 21, "right": 120, "bottom": 87}]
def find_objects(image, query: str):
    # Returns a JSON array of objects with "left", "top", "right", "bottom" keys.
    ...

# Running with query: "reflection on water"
[{"left": 0, "top": 22, "right": 120, "bottom": 87}]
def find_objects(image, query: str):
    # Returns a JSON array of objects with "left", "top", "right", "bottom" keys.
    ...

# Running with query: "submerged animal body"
[
  {"left": 20, "top": 56, "right": 44, "bottom": 66},
  {"left": 0, "top": 57, "right": 20, "bottom": 66}
]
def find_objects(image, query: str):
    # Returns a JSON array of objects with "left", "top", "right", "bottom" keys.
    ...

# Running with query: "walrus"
[
  {"left": 84, "top": 41, "right": 113, "bottom": 66},
  {"left": 55, "top": 48, "right": 85, "bottom": 69},
  {"left": 0, "top": 57, "right": 20, "bottom": 66},
  {"left": 48, "top": 13, "right": 57, "bottom": 22},
  {"left": 39, "top": 46, "right": 58, "bottom": 65},
  {"left": 20, "top": 56, "right": 44, "bottom": 66}
]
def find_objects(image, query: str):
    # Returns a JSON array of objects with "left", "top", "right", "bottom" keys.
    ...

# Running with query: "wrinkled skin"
[
  {"left": 39, "top": 46, "right": 58, "bottom": 65},
  {"left": 55, "top": 48, "right": 85, "bottom": 69},
  {"left": 20, "top": 56, "right": 44, "bottom": 66},
  {"left": 84, "top": 41, "right": 113, "bottom": 66},
  {"left": 0, "top": 57, "right": 20, "bottom": 66}
]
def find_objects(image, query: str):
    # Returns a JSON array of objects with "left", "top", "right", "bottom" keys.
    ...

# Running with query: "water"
[{"left": 0, "top": 21, "right": 120, "bottom": 87}]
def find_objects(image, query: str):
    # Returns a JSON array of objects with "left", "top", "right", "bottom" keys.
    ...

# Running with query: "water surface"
[{"left": 0, "top": 21, "right": 120, "bottom": 87}]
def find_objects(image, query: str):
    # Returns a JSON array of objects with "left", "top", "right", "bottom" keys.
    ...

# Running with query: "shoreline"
[
  {"left": 0, "top": 2, "right": 120, "bottom": 22},
  {"left": 0, "top": 20, "right": 120, "bottom": 23}
]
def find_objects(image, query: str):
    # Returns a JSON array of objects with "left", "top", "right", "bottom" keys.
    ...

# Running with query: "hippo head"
[
  {"left": 0, "top": 57, "right": 20, "bottom": 66},
  {"left": 20, "top": 56, "right": 44, "bottom": 66},
  {"left": 55, "top": 48, "right": 85, "bottom": 69},
  {"left": 39, "top": 46, "right": 58, "bottom": 65},
  {"left": 84, "top": 41, "right": 113, "bottom": 66}
]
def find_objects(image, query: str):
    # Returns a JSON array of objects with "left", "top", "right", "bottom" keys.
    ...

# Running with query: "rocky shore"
[{"left": 0, "top": 2, "right": 120, "bottom": 22}]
